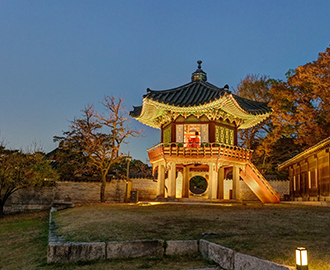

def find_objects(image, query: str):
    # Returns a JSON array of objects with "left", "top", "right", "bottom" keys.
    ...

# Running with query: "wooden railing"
[{"left": 147, "top": 143, "right": 253, "bottom": 163}]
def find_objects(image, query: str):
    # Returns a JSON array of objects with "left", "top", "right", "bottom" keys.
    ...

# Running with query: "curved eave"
[
  {"left": 225, "top": 95, "right": 271, "bottom": 129},
  {"left": 131, "top": 94, "right": 271, "bottom": 129}
]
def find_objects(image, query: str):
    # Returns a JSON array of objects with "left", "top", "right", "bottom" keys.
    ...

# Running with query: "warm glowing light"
[{"left": 296, "top": 247, "right": 308, "bottom": 270}]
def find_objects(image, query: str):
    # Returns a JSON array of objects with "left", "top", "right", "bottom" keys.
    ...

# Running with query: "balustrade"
[{"left": 147, "top": 142, "right": 253, "bottom": 163}]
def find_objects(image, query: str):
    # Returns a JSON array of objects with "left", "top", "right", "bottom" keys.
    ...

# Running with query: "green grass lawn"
[
  {"left": 0, "top": 211, "right": 49, "bottom": 270},
  {"left": 52, "top": 202, "right": 330, "bottom": 270},
  {"left": 0, "top": 211, "right": 213, "bottom": 270}
]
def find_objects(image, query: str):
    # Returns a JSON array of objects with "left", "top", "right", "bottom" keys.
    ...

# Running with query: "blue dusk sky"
[{"left": 1, "top": 0, "right": 330, "bottom": 162}]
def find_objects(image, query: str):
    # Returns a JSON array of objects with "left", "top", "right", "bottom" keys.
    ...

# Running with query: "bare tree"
[{"left": 57, "top": 96, "right": 142, "bottom": 202}]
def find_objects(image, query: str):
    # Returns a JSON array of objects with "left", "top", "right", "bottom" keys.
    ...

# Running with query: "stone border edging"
[
  {"left": 199, "top": 239, "right": 295, "bottom": 270},
  {"left": 47, "top": 208, "right": 294, "bottom": 269},
  {"left": 48, "top": 240, "right": 198, "bottom": 263}
]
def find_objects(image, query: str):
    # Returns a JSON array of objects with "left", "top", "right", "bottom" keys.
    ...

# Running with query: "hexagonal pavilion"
[{"left": 130, "top": 61, "right": 280, "bottom": 203}]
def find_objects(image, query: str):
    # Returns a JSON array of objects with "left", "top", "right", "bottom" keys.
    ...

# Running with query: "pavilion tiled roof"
[
  {"left": 130, "top": 61, "right": 272, "bottom": 129},
  {"left": 130, "top": 106, "right": 142, "bottom": 118},
  {"left": 139, "top": 81, "right": 271, "bottom": 115},
  {"left": 232, "top": 94, "right": 272, "bottom": 115},
  {"left": 144, "top": 81, "right": 228, "bottom": 107}
]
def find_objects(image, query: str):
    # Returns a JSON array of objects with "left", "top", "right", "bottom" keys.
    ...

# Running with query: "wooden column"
[
  {"left": 168, "top": 162, "right": 176, "bottom": 199},
  {"left": 208, "top": 163, "right": 218, "bottom": 199},
  {"left": 182, "top": 166, "right": 190, "bottom": 198},
  {"left": 218, "top": 166, "right": 225, "bottom": 199},
  {"left": 157, "top": 164, "right": 165, "bottom": 198},
  {"left": 232, "top": 165, "right": 240, "bottom": 200}
]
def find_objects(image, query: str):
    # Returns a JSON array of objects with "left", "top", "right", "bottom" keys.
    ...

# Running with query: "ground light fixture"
[{"left": 296, "top": 247, "right": 308, "bottom": 270}]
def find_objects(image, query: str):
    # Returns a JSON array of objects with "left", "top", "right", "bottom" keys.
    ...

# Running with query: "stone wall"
[
  {"left": 223, "top": 179, "right": 289, "bottom": 201},
  {"left": 239, "top": 180, "right": 258, "bottom": 201},
  {"left": 4, "top": 186, "right": 55, "bottom": 213},
  {"left": 268, "top": 180, "right": 290, "bottom": 198},
  {"left": 4, "top": 178, "right": 290, "bottom": 214},
  {"left": 54, "top": 180, "right": 126, "bottom": 204},
  {"left": 4, "top": 180, "right": 127, "bottom": 214},
  {"left": 130, "top": 178, "right": 157, "bottom": 200}
]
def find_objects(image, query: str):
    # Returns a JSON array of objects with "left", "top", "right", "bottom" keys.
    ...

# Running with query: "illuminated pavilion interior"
[{"left": 130, "top": 61, "right": 280, "bottom": 203}]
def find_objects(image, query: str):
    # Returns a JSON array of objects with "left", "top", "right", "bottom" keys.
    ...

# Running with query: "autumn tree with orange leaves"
[
  {"left": 251, "top": 45, "right": 330, "bottom": 175},
  {"left": 270, "top": 45, "right": 330, "bottom": 148},
  {"left": 235, "top": 46, "right": 330, "bottom": 175},
  {"left": 234, "top": 74, "right": 273, "bottom": 150},
  {"left": 55, "top": 96, "right": 142, "bottom": 202},
  {"left": 234, "top": 74, "right": 294, "bottom": 175}
]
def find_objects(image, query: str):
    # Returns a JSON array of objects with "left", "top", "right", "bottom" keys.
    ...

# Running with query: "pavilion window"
[
  {"left": 176, "top": 124, "right": 184, "bottom": 143},
  {"left": 163, "top": 126, "right": 171, "bottom": 143},
  {"left": 230, "top": 129, "right": 234, "bottom": 145},
  {"left": 175, "top": 124, "right": 210, "bottom": 146},
  {"left": 215, "top": 125, "right": 234, "bottom": 146},
  {"left": 200, "top": 124, "right": 209, "bottom": 143},
  {"left": 184, "top": 124, "right": 201, "bottom": 147}
]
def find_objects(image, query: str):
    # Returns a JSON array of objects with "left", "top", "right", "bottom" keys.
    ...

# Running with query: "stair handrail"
[{"left": 248, "top": 162, "right": 280, "bottom": 201}]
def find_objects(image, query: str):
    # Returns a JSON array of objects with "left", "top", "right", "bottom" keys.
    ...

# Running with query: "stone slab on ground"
[
  {"left": 199, "top": 239, "right": 210, "bottom": 259},
  {"left": 199, "top": 240, "right": 294, "bottom": 270},
  {"left": 166, "top": 240, "right": 198, "bottom": 255},
  {"left": 48, "top": 243, "right": 71, "bottom": 263},
  {"left": 68, "top": 242, "right": 106, "bottom": 262},
  {"left": 208, "top": 242, "right": 234, "bottom": 270},
  {"left": 234, "top": 252, "right": 293, "bottom": 270},
  {"left": 106, "top": 240, "right": 164, "bottom": 259},
  {"left": 47, "top": 242, "right": 106, "bottom": 263}
]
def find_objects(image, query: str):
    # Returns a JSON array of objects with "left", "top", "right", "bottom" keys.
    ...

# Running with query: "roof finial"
[
  {"left": 192, "top": 60, "right": 207, "bottom": 82},
  {"left": 197, "top": 60, "right": 202, "bottom": 69}
]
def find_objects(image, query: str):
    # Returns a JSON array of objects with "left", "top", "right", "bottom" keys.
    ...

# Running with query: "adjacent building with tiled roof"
[{"left": 278, "top": 136, "right": 330, "bottom": 201}]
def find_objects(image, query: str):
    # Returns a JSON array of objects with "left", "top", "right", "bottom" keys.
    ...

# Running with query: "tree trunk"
[
  {"left": 0, "top": 190, "right": 16, "bottom": 219},
  {"left": 0, "top": 202, "right": 4, "bottom": 219},
  {"left": 100, "top": 173, "right": 107, "bottom": 203}
]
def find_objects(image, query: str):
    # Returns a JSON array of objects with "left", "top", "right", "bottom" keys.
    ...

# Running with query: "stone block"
[
  {"left": 199, "top": 239, "right": 210, "bottom": 259},
  {"left": 106, "top": 240, "right": 163, "bottom": 259},
  {"left": 68, "top": 242, "right": 106, "bottom": 262},
  {"left": 234, "top": 252, "right": 292, "bottom": 270},
  {"left": 208, "top": 242, "right": 234, "bottom": 270},
  {"left": 165, "top": 240, "right": 198, "bottom": 255},
  {"left": 47, "top": 242, "right": 71, "bottom": 263},
  {"left": 47, "top": 242, "right": 106, "bottom": 263}
]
